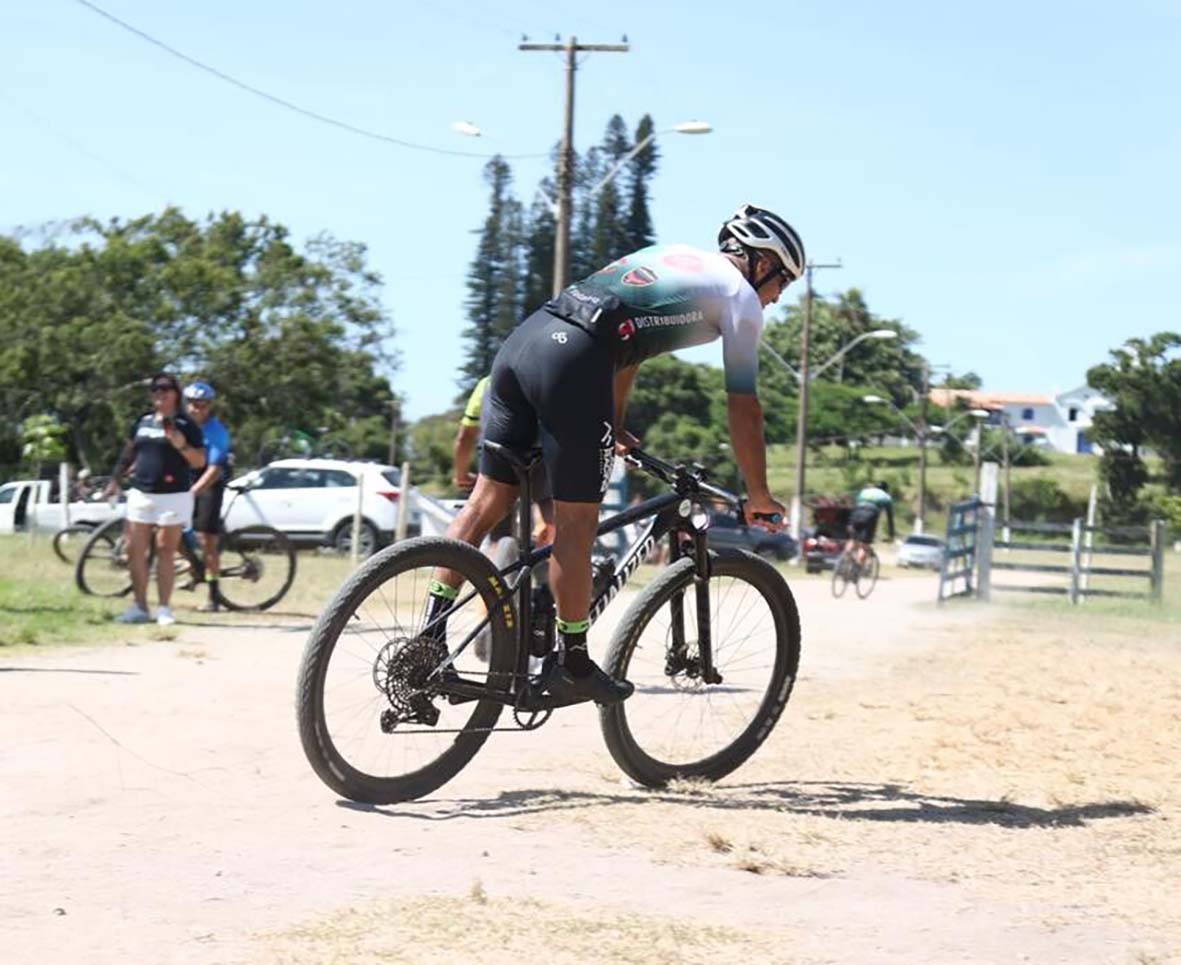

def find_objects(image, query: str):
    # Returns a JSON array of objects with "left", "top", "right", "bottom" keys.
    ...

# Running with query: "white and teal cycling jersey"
[
  {"left": 855, "top": 486, "right": 893, "bottom": 509},
  {"left": 552, "top": 243, "right": 766, "bottom": 394}
]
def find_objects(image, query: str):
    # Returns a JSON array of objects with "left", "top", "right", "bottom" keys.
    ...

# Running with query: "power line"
[{"left": 74, "top": 0, "right": 549, "bottom": 160}]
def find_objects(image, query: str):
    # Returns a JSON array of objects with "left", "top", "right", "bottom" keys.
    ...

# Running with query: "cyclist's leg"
[{"left": 526, "top": 316, "right": 629, "bottom": 701}]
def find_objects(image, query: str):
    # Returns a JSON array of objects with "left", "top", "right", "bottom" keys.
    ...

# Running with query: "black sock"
[
  {"left": 557, "top": 618, "right": 592, "bottom": 677},
  {"left": 425, "top": 580, "right": 457, "bottom": 642},
  {"left": 207, "top": 578, "right": 219, "bottom": 603}
]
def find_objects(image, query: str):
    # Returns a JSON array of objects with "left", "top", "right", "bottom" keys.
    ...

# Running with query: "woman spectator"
[{"left": 104, "top": 373, "right": 205, "bottom": 625}]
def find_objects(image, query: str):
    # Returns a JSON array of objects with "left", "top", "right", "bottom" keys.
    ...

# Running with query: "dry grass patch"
[
  {"left": 258, "top": 893, "right": 808, "bottom": 965},
  {"left": 491, "top": 600, "right": 1181, "bottom": 940}
]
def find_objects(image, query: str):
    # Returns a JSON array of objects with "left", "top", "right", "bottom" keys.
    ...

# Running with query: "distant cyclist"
[
  {"left": 430, "top": 203, "right": 801, "bottom": 704},
  {"left": 846, "top": 480, "right": 895, "bottom": 567},
  {"left": 184, "top": 381, "right": 232, "bottom": 612}
]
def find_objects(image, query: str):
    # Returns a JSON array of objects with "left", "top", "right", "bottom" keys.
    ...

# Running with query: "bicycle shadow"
[{"left": 341, "top": 779, "right": 1153, "bottom": 829}]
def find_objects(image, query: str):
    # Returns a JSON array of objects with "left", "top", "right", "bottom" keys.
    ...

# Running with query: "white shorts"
[{"left": 126, "top": 488, "right": 193, "bottom": 528}]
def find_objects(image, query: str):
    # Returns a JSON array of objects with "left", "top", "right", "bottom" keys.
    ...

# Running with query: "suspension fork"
[{"left": 691, "top": 529, "right": 721, "bottom": 684}]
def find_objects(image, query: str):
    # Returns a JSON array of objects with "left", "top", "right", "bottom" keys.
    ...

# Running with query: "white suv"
[{"left": 224, "top": 459, "right": 416, "bottom": 556}]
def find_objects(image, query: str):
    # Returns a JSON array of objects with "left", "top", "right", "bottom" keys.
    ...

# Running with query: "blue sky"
[{"left": 3, "top": 0, "right": 1178, "bottom": 419}]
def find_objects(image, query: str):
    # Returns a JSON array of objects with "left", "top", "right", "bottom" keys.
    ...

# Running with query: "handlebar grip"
[{"left": 752, "top": 511, "right": 783, "bottom": 525}]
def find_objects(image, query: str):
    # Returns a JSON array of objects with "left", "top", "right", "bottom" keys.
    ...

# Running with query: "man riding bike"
[
  {"left": 430, "top": 203, "right": 804, "bottom": 705},
  {"left": 845, "top": 480, "right": 895, "bottom": 567}
]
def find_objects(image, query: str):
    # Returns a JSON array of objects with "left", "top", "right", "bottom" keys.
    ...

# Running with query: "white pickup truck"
[{"left": 0, "top": 479, "right": 122, "bottom": 535}]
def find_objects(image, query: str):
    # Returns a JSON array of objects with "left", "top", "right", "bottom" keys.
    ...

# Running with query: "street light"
[
  {"left": 588, "top": 121, "right": 712, "bottom": 197},
  {"left": 814, "top": 329, "right": 897, "bottom": 382}
]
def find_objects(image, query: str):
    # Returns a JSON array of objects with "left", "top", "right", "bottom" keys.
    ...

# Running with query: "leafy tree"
[
  {"left": 0, "top": 209, "right": 397, "bottom": 477},
  {"left": 762, "top": 289, "right": 924, "bottom": 409},
  {"left": 460, "top": 157, "right": 523, "bottom": 395},
  {"left": 1085, "top": 333, "right": 1181, "bottom": 524},
  {"left": 521, "top": 180, "right": 557, "bottom": 315},
  {"left": 20, "top": 414, "right": 67, "bottom": 478}
]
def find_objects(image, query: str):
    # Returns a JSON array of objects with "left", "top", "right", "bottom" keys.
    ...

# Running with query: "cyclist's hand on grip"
[
  {"left": 615, "top": 427, "right": 641, "bottom": 457},
  {"left": 743, "top": 495, "right": 787, "bottom": 532}
]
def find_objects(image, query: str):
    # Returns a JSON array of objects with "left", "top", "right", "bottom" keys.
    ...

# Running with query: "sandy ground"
[{"left": 2, "top": 567, "right": 1179, "bottom": 964}]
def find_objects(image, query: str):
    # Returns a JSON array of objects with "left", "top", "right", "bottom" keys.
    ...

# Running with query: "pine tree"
[
  {"left": 460, "top": 157, "right": 523, "bottom": 395},
  {"left": 522, "top": 179, "right": 556, "bottom": 315},
  {"left": 591, "top": 115, "right": 633, "bottom": 266},
  {"left": 626, "top": 114, "right": 659, "bottom": 250}
]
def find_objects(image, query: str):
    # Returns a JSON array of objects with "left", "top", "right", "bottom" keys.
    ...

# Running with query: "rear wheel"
[
  {"left": 600, "top": 550, "right": 800, "bottom": 788},
  {"left": 831, "top": 552, "right": 853, "bottom": 598},
  {"left": 215, "top": 526, "right": 297, "bottom": 611},
  {"left": 296, "top": 537, "right": 516, "bottom": 803}
]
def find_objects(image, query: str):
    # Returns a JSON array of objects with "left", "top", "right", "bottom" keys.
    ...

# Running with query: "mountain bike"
[
  {"left": 831, "top": 542, "right": 880, "bottom": 599},
  {"left": 296, "top": 445, "right": 801, "bottom": 804},
  {"left": 74, "top": 483, "right": 297, "bottom": 611}
]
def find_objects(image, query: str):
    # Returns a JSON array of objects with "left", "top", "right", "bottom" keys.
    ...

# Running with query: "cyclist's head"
[
  {"left": 876, "top": 480, "right": 891, "bottom": 494},
  {"left": 718, "top": 204, "right": 805, "bottom": 297},
  {"left": 183, "top": 381, "right": 216, "bottom": 403}
]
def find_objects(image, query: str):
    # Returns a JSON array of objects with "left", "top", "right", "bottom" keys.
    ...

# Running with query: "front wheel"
[
  {"left": 855, "top": 549, "right": 880, "bottom": 599},
  {"left": 215, "top": 526, "right": 297, "bottom": 611},
  {"left": 75, "top": 517, "right": 132, "bottom": 597},
  {"left": 831, "top": 552, "right": 853, "bottom": 598},
  {"left": 54, "top": 524, "right": 97, "bottom": 564},
  {"left": 296, "top": 536, "right": 516, "bottom": 804},
  {"left": 599, "top": 549, "right": 801, "bottom": 788}
]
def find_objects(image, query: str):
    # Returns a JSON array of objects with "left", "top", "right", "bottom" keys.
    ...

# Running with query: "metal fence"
[
  {"left": 985, "top": 517, "right": 1165, "bottom": 604},
  {"left": 937, "top": 498, "right": 983, "bottom": 603}
]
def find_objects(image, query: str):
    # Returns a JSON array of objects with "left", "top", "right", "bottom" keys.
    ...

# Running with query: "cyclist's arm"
[
  {"left": 452, "top": 423, "right": 479, "bottom": 488},
  {"left": 191, "top": 463, "right": 222, "bottom": 496},
  {"left": 726, "top": 393, "right": 772, "bottom": 503}
]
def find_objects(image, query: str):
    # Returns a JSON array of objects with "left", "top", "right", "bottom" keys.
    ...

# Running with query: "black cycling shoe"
[{"left": 538, "top": 658, "right": 634, "bottom": 706}]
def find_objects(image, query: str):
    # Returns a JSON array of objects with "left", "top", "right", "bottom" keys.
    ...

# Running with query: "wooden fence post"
[
  {"left": 1069, "top": 517, "right": 1082, "bottom": 605},
  {"left": 1150, "top": 518, "right": 1165, "bottom": 604},
  {"left": 351, "top": 471, "right": 365, "bottom": 564},
  {"left": 395, "top": 461, "right": 411, "bottom": 542},
  {"left": 976, "top": 503, "right": 994, "bottom": 602}
]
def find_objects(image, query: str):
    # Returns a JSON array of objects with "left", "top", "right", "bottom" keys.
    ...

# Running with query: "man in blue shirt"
[{"left": 184, "top": 381, "right": 233, "bottom": 611}]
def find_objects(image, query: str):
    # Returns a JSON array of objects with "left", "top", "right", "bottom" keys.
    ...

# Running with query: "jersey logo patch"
[
  {"left": 621, "top": 266, "right": 658, "bottom": 287},
  {"left": 617, "top": 318, "right": 635, "bottom": 341},
  {"left": 551, "top": 331, "right": 568, "bottom": 344},
  {"left": 662, "top": 252, "right": 704, "bottom": 273}
]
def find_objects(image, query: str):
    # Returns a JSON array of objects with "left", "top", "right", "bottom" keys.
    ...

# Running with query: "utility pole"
[
  {"left": 519, "top": 36, "right": 629, "bottom": 295},
  {"left": 790, "top": 260, "right": 841, "bottom": 541},
  {"left": 916, "top": 360, "right": 930, "bottom": 534}
]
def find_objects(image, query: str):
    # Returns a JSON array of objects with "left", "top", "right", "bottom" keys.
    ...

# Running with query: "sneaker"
[
  {"left": 156, "top": 606, "right": 176, "bottom": 627},
  {"left": 540, "top": 657, "right": 634, "bottom": 706},
  {"left": 115, "top": 604, "right": 152, "bottom": 624}
]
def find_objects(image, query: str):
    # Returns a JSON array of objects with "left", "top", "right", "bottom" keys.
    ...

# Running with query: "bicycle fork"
[{"left": 666, "top": 528, "right": 722, "bottom": 685}]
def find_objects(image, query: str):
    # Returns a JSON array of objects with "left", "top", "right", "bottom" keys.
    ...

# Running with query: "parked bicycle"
[
  {"left": 831, "top": 542, "right": 880, "bottom": 599},
  {"left": 74, "top": 480, "right": 297, "bottom": 611},
  {"left": 297, "top": 445, "right": 801, "bottom": 804}
]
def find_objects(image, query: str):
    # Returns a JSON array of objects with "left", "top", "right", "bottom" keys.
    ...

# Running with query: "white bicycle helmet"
[{"left": 718, "top": 204, "right": 806, "bottom": 282}]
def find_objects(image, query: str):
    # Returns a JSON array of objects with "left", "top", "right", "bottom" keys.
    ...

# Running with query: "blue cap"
[{"left": 183, "top": 381, "right": 216, "bottom": 401}]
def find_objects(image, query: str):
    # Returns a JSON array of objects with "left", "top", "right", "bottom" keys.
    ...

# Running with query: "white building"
[{"left": 929, "top": 386, "right": 1112, "bottom": 454}]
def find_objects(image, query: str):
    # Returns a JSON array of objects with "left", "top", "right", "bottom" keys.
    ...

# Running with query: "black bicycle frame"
[{"left": 437, "top": 446, "right": 732, "bottom": 707}]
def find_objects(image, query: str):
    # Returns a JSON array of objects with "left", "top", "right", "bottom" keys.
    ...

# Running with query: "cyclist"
[
  {"left": 845, "top": 480, "right": 896, "bottom": 567},
  {"left": 454, "top": 374, "right": 555, "bottom": 547},
  {"left": 429, "top": 203, "right": 801, "bottom": 704},
  {"left": 104, "top": 373, "right": 206, "bottom": 625},
  {"left": 184, "top": 381, "right": 232, "bottom": 612}
]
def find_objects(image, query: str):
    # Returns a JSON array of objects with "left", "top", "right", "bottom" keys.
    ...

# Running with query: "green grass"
[{"left": 0, "top": 534, "right": 152, "bottom": 648}]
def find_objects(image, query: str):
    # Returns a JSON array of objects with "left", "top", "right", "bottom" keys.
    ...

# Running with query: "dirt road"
[{"left": 3, "top": 569, "right": 1177, "bottom": 964}]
